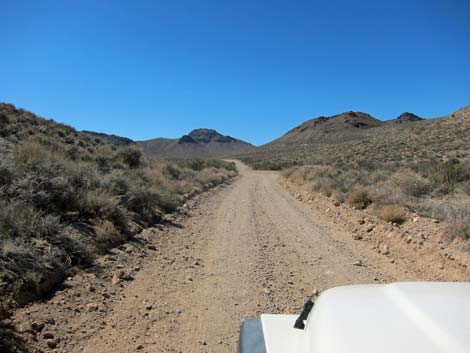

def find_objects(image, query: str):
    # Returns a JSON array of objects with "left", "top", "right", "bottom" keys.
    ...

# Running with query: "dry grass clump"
[
  {"left": 0, "top": 103, "right": 238, "bottom": 306},
  {"left": 347, "top": 188, "right": 372, "bottom": 209},
  {"left": 379, "top": 205, "right": 406, "bottom": 223}
]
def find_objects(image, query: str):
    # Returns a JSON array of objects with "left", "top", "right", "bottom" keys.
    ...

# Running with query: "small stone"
[
  {"left": 382, "top": 245, "right": 390, "bottom": 255},
  {"left": 111, "top": 274, "right": 121, "bottom": 285},
  {"left": 42, "top": 331, "right": 55, "bottom": 339},
  {"left": 263, "top": 288, "right": 271, "bottom": 295},
  {"left": 145, "top": 304, "right": 153, "bottom": 310},
  {"left": 312, "top": 289, "right": 320, "bottom": 296},
  {"left": 353, "top": 260, "right": 363, "bottom": 267},
  {"left": 47, "top": 339, "right": 58, "bottom": 349},
  {"left": 199, "top": 340, "right": 207, "bottom": 346},
  {"left": 366, "top": 225, "right": 375, "bottom": 232},
  {"left": 412, "top": 217, "right": 420, "bottom": 223},
  {"left": 147, "top": 244, "right": 157, "bottom": 251},
  {"left": 358, "top": 219, "right": 365, "bottom": 225},
  {"left": 31, "top": 321, "right": 45, "bottom": 332},
  {"left": 353, "top": 234, "right": 363, "bottom": 240},
  {"left": 86, "top": 303, "right": 99, "bottom": 312},
  {"left": 136, "top": 344, "right": 144, "bottom": 350}
]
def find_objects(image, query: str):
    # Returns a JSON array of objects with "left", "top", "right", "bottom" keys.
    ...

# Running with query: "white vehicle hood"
[{"left": 261, "top": 282, "right": 470, "bottom": 353}]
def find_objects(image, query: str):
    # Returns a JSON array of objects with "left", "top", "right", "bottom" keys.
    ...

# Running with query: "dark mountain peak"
[
  {"left": 179, "top": 128, "right": 237, "bottom": 144},
  {"left": 177, "top": 134, "right": 197, "bottom": 144},
  {"left": 394, "top": 112, "right": 424, "bottom": 123},
  {"left": 139, "top": 128, "right": 253, "bottom": 157}
]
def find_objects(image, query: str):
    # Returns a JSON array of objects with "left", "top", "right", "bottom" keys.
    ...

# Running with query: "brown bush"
[
  {"left": 379, "top": 205, "right": 406, "bottom": 223},
  {"left": 347, "top": 188, "right": 372, "bottom": 209},
  {"left": 94, "top": 220, "right": 125, "bottom": 247}
]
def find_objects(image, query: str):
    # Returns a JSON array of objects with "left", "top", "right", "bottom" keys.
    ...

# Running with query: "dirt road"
[{"left": 11, "top": 161, "right": 468, "bottom": 353}]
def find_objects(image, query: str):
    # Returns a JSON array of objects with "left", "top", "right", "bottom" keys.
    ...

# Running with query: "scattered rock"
[
  {"left": 47, "top": 339, "right": 58, "bottom": 349},
  {"left": 42, "top": 331, "right": 55, "bottom": 339},
  {"left": 353, "top": 260, "right": 363, "bottom": 267},
  {"left": 31, "top": 321, "right": 45, "bottom": 332},
  {"left": 382, "top": 245, "right": 390, "bottom": 255},
  {"left": 111, "top": 274, "right": 121, "bottom": 285},
  {"left": 147, "top": 244, "right": 157, "bottom": 251},
  {"left": 86, "top": 303, "right": 99, "bottom": 312},
  {"left": 366, "top": 225, "right": 375, "bottom": 233}
]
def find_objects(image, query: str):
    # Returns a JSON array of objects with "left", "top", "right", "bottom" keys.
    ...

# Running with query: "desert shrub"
[
  {"left": 94, "top": 219, "right": 125, "bottom": 248},
  {"left": 379, "top": 205, "right": 406, "bottom": 223},
  {"left": 430, "top": 159, "right": 470, "bottom": 194},
  {"left": 163, "top": 163, "right": 182, "bottom": 179},
  {"left": 117, "top": 146, "right": 144, "bottom": 168},
  {"left": 391, "top": 169, "right": 432, "bottom": 197},
  {"left": 0, "top": 202, "right": 61, "bottom": 239},
  {"left": 347, "top": 187, "right": 372, "bottom": 209}
]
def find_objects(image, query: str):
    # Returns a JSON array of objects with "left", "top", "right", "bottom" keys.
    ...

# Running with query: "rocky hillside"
[
  {"left": 138, "top": 128, "right": 254, "bottom": 158},
  {"left": 82, "top": 131, "right": 135, "bottom": 146},
  {"left": 239, "top": 106, "right": 470, "bottom": 170},
  {"left": 0, "top": 103, "right": 237, "bottom": 308}
]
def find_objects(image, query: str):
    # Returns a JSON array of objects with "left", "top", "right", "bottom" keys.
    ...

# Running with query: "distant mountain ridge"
[
  {"left": 238, "top": 106, "right": 470, "bottom": 169},
  {"left": 138, "top": 128, "right": 253, "bottom": 158}
]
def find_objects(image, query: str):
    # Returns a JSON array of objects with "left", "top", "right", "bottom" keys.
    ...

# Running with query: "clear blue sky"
[{"left": 2, "top": 0, "right": 469, "bottom": 145}]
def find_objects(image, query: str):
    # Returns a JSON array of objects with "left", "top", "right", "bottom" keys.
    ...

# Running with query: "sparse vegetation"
[
  {"left": 0, "top": 103, "right": 238, "bottom": 306},
  {"left": 282, "top": 158, "right": 470, "bottom": 249},
  {"left": 251, "top": 107, "right": 470, "bottom": 250}
]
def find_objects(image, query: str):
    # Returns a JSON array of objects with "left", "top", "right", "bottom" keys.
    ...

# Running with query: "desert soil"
[{"left": 10, "top": 161, "right": 470, "bottom": 353}]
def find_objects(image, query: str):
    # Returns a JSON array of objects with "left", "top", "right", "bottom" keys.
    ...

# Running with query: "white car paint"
[{"left": 260, "top": 282, "right": 470, "bottom": 353}]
